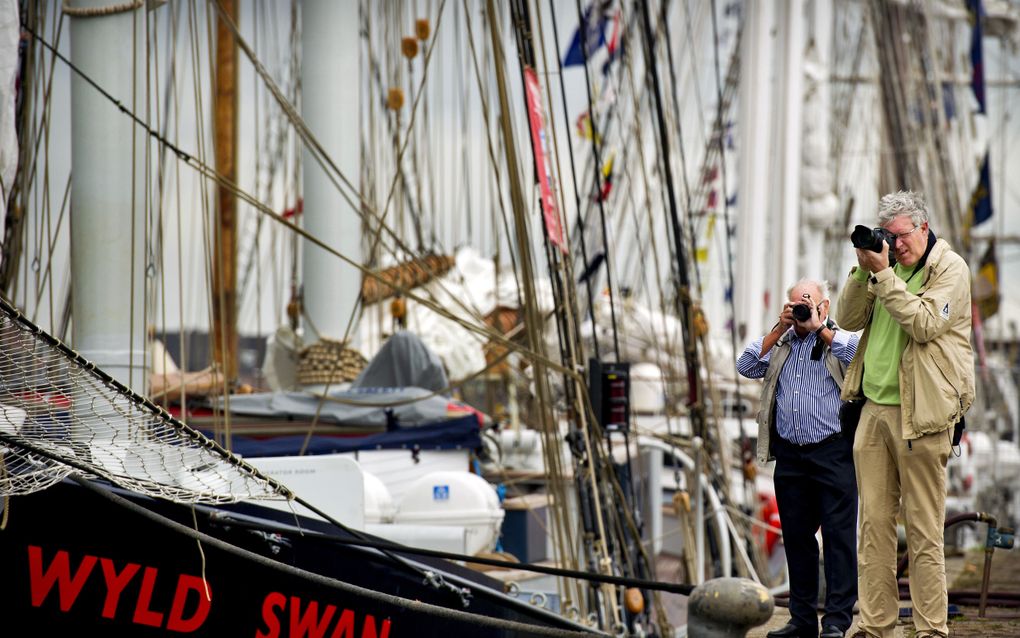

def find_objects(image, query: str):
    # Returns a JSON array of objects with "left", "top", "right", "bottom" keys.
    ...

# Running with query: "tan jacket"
[
  {"left": 835, "top": 238, "right": 974, "bottom": 439},
  {"left": 755, "top": 329, "right": 846, "bottom": 463}
]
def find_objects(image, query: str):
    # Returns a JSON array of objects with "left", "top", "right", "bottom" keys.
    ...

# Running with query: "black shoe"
[
  {"left": 820, "top": 626, "right": 844, "bottom": 638},
  {"left": 767, "top": 623, "right": 817, "bottom": 638}
]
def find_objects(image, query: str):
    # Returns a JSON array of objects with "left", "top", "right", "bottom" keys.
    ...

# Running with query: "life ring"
[{"left": 757, "top": 492, "right": 781, "bottom": 556}]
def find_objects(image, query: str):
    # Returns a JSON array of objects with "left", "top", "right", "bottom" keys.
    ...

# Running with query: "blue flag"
[
  {"left": 968, "top": 0, "right": 987, "bottom": 113},
  {"left": 563, "top": 1, "right": 611, "bottom": 67},
  {"left": 965, "top": 0, "right": 992, "bottom": 228},
  {"left": 967, "top": 153, "right": 993, "bottom": 227}
]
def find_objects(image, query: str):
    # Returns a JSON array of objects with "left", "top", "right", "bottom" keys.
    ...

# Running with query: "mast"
[
  {"left": 300, "top": 0, "right": 361, "bottom": 345},
  {"left": 802, "top": 0, "right": 836, "bottom": 278},
  {"left": 734, "top": 1, "right": 775, "bottom": 342},
  {"left": 67, "top": 0, "right": 147, "bottom": 394},
  {"left": 777, "top": 1, "right": 805, "bottom": 294},
  {"left": 212, "top": 0, "right": 239, "bottom": 383}
]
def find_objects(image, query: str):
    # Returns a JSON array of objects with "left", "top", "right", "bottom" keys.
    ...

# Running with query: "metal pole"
[
  {"left": 68, "top": 0, "right": 147, "bottom": 396},
  {"left": 694, "top": 435, "right": 705, "bottom": 584},
  {"left": 301, "top": 0, "right": 361, "bottom": 344},
  {"left": 778, "top": 0, "right": 805, "bottom": 292},
  {"left": 979, "top": 545, "right": 993, "bottom": 617},
  {"left": 735, "top": 0, "right": 775, "bottom": 342}
]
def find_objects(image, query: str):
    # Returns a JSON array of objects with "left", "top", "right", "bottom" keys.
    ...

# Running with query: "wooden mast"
[{"left": 212, "top": 0, "right": 239, "bottom": 383}]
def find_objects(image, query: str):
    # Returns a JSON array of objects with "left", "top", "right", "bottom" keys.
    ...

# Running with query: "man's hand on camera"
[
  {"left": 856, "top": 243, "right": 889, "bottom": 275},
  {"left": 796, "top": 295, "right": 824, "bottom": 332},
  {"left": 777, "top": 304, "right": 795, "bottom": 332}
]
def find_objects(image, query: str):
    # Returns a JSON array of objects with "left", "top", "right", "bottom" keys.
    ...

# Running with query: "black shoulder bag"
[
  {"left": 839, "top": 399, "right": 865, "bottom": 438},
  {"left": 952, "top": 416, "right": 966, "bottom": 447}
]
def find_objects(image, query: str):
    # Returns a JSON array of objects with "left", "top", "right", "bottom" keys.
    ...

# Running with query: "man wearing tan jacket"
[{"left": 837, "top": 191, "right": 974, "bottom": 638}]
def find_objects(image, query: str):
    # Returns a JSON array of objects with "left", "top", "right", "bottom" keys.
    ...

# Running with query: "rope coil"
[{"left": 62, "top": 0, "right": 143, "bottom": 18}]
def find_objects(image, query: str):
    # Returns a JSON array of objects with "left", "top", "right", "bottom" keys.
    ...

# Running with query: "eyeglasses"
[{"left": 888, "top": 225, "right": 921, "bottom": 241}]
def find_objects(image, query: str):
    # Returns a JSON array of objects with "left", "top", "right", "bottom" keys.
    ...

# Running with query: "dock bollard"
[{"left": 687, "top": 577, "right": 774, "bottom": 638}]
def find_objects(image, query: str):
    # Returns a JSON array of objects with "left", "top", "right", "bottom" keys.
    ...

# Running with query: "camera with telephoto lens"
[
  {"left": 791, "top": 303, "right": 812, "bottom": 322},
  {"left": 851, "top": 224, "right": 897, "bottom": 267}
]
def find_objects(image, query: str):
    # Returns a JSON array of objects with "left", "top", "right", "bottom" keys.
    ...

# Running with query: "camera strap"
[{"left": 809, "top": 319, "right": 831, "bottom": 361}]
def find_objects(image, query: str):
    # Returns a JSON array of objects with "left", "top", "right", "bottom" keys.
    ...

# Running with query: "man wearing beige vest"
[
  {"left": 739, "top": 278, "right": 860, "bottom": 638},
  {"left": 837, "top": 191, "right": 974, "bottom": 638}
]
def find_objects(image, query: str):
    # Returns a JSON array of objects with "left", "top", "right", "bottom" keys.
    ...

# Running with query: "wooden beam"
[{"left": 212, "top": 0, "right": 238, "bottom": 382}]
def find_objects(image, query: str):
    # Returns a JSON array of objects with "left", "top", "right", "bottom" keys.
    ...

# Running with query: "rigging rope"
[
  {"left": 20, "top": 22, "right": 588, "bottom": 396},
  {"left": 659, "top": 0, "right": 699, "bottom": 291},
  {"left": 706, "top": 0, "right": 759, "bottom": 526},
  {"left": 638, "top": 0, "right": 708, "bottom": 447},
  {"left": 570, "top": 0, "right": 622, "bottom": 362},
  {"left": 189, "top": 498, "right": 697, "bottom": 597},
  {"left": 460, "top": 0, "right": 526, "bottom": 313},
  {"left": 529, "top": 0, "right": 593, "bottom": 615},
  {"left": 545, "top": 0, "right": 602, "bottom": 361}
]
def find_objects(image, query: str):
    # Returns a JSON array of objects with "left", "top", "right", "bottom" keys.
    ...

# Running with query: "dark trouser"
[{"left": 773, "top": 433, "right": 858, "bottom": 632}]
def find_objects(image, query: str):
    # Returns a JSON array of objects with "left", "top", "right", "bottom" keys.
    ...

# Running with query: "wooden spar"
[{"left": 212, "top": 0, "right": 239, "bottom": 383}]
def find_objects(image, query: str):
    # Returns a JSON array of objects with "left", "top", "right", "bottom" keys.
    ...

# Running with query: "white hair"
[
  {"left": 877, "top": 190, "right": 929, "bottom": 227},
  {"left": 787, "top": 278, "right": 830, "bottom": 302}
]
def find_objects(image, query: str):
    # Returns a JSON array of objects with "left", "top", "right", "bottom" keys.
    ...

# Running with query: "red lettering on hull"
[
  {"left": 100, "top": 558, "right": 140, "bottom": 619},
  {"left": 167, "top": 574, "right": 212, "bottom": 632},
  {"left": 25, "top": 545, "right": 210, "bottom": 633},
  {"left": 28, "top": 546, "right": 97, "bottom": 611},
  {"left": 256, "top": 592, "right": 391, "bottom": 638}
]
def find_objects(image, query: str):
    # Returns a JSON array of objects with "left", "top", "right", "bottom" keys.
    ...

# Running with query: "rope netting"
[{"left": 0, "top": 297, "right": 292, "bottom": 505}]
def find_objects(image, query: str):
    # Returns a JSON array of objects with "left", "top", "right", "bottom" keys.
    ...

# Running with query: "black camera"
[
  {"left": 851, "top": 225, "right": 896, "bottom": 267},
  {"left": 791, "top": 304, "right": 812, "bottom": 322}
]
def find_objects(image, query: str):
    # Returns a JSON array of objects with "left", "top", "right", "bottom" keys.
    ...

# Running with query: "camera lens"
[
  {"left": 851, "top": 225, "right": 882, "bottom": 252},
  {"left": 792, "top": 304, "right": 811, "bottom": 322},
  {"left": 850, "top": 224, "right": 897, "bottom": 267}
]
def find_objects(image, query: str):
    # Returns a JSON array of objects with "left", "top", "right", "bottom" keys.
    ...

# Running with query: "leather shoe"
[
  {"left": 766, "top": 623, "right": 817, "bottom": 638},
  {"left": 820, "top": 626, "right": 844, "bottom": 638}
]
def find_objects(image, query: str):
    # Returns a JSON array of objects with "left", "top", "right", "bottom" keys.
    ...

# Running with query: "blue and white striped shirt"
[{"left": 737, "top": 328, "right": 860, "bottom": 445}]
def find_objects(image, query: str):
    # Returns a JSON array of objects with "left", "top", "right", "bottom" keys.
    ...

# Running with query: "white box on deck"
[{"left": 246, "top": 455, "right": 365, "bottom": 529}]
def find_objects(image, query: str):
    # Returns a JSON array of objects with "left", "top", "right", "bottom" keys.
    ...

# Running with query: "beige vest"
[{"left": 755, "top": 329, "right": 847, "bottom": 463}]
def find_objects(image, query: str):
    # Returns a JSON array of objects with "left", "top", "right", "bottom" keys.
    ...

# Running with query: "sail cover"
[{"left": 351, "top": 330, "right": 449, "bottom": 392}]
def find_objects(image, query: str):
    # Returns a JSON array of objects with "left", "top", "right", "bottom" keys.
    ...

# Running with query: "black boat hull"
[{"left": 0, "top": 480, "right": 595, "bottom": 637}]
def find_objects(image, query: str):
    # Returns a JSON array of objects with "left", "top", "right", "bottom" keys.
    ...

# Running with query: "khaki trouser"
[{"left": 854, "top": 402, "right": 952, "bottom": 638}]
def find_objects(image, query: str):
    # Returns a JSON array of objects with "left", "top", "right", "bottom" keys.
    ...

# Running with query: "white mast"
[
  {"left": 300, "top": 0, "right": 361, "bottom": 344},
  {"left": 68, "top": 0, "right": 147, "bottom": 393},
  {"left": 801, "top": 0, "right": 840, "bottom": 283},
  {"left": 777, "top": 0, "right": 805, "bottom": 301},
  {"left": 735, "top": 1, "right": 775, "bottom": 341}
]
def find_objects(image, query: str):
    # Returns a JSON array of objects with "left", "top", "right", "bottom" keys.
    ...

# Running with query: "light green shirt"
[{"left": 860, "top": 263, "right": 925, "bottom": 405}]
